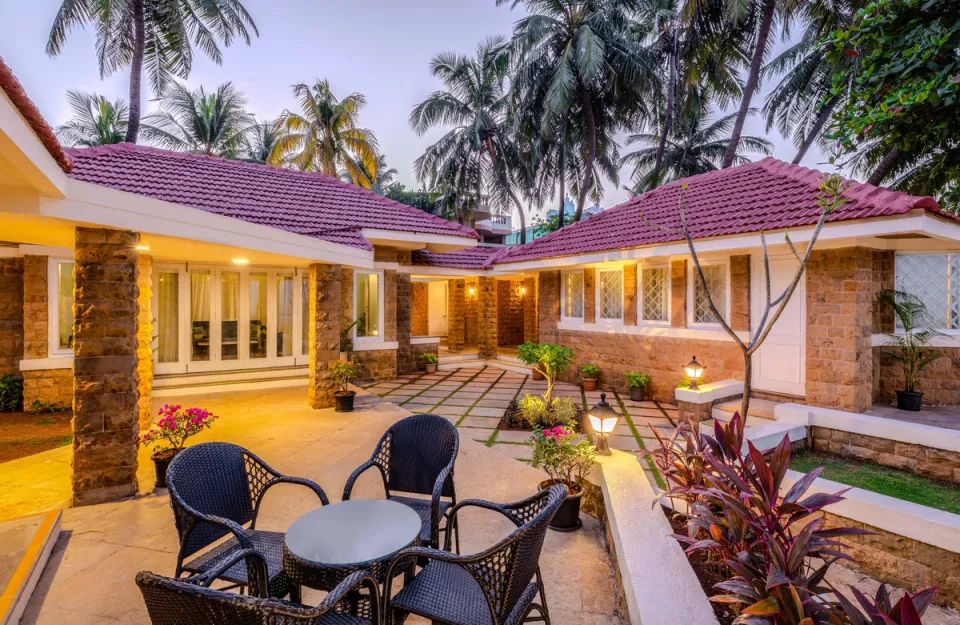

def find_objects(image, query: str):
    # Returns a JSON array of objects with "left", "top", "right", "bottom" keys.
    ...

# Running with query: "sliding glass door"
[{"left": 154, "top": 264, "right": 306, "bottom": 374}]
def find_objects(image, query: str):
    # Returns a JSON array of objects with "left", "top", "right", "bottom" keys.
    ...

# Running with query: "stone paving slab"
[
  {"left": 490, "top": 442, "right": 532, "bottom": 461},
  {"left": 609, "top": 435, "right": 641, "bottom": 451},
  {"left": 442, "top": 396, "right": 478, "bottom": 406},
  {"left": 468, "top": 406, "right": 504, "bottom": 418},
  {"left": 460, "top": 416, "right": 501, "bottom": 428},
  {"left": 465, "top": 428, "right": 496, "bottom": 442},
  {"left": 433, "top": 405, "right": 468, "bottom": 417},
  {"left": 495, "top": 429, "right": 534, "bottom": 444}
]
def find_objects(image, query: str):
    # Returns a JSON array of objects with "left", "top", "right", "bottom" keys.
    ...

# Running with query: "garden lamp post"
[
  {"left": 684, "top": 356, "right": 705, "bottom": 390},
  {"left": 588, "top": 393, "right": 619, "bottom": 456}
]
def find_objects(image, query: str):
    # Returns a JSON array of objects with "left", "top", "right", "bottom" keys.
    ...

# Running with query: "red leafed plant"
[
  {"left": 646, "top": 413, "right": 938, "bottom": 624},
  {"left": 838, "top": 584, "right": 938, "bottom": 625}
]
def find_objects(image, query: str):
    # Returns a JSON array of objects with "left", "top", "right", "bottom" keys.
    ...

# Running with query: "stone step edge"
[{"left": 0, "top": 510, "right": 61, "bottom": 625}]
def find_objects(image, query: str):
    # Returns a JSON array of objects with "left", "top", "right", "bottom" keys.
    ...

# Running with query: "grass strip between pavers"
[
  {"left": 485, "top": 373, "right": 530, "bottom": 447},
  {"left": 397, "top": 369, "right": 461, "bottom": 406},
  {"left": 614, "top": 391, "right": 666, "bottom": 489},
  {"left": 377, "top": 371, "right": 429, "bottom": 397},
  {"left": 456, "top": 369, "right": 507, "bottom": 426}
]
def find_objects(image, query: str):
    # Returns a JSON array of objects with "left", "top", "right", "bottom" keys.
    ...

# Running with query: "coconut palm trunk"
[
  {"left": 574, "top": 91, "right": 597, "bottom": 222},
  {"left": 792, "top": 98, "right": 837, "bottom": 164},
  {"left": 125, "top": 0, "right": 146, "bottom": 143},
  {"left": 557, "top": 148, "right": 566, "bottom": 228},
  {"left": 722, "top": 0, "right": 777, "bottom": 169},
  {"left": 868, "top": 147, "right": 902, "bottom": 186},
  {"left": 657, "top": 36, "right": 680, "bottom": 171}
]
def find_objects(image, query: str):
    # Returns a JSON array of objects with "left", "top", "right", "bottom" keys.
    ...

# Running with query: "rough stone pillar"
[
  {"left": 623, "top": 263, "right": 638, "bottom": 326},
  {"left": 22, "top": 256, "right": 48, "bottom": 361},
  {"left": 523, "top": 277, "right": 537, "bottom": 342},
  {"left": 411, "top": 282, "right": 429, "bottom": 336},
  {"left": 308, "top": 263, "right": 342, "bottom": 409},
  {"left": 538, "top": 270, "right": 560, "bottom": 344},
  {"left": 730, "top": 255, "right": 751, "bottom": 332},
  {"left": 136, "top": 255, "right": 154, "bottom": 430},
  {"left": 477, "top": 276, "right": 498, "bottom": 358},
  {"left": 583, "top": 268, "right": 596, "bottom": 323},
  {"left": 465, "top": 278, "right": 479, "bottom": 346},
  {"left": 72, "top": 227, "right": 140, "bottom": 507},
  {"left": 671, "top": 260, "right": 687, "bottom": 328},
  {"left": 447, "top": 279, "right": 465, "bottom": 352},
  {"left": 806, "top": 247, "right": 874, "bottom": 412},
  {"left": 0, "top": 258, "right": 24, "bottom": 376},
  {"left": 396, "top": 251, "right": 413, "bottom": 375},
  {"left": 872, "top": 250, "right": 895, "bottom": 334}
]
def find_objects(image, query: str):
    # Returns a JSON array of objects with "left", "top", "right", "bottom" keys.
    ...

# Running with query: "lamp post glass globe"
[
  {"left": 684, "top": 356, "right": 705, "bottom": 390},
  {"left": 588, "top": 393, "right": 619, "bottom": 456}
]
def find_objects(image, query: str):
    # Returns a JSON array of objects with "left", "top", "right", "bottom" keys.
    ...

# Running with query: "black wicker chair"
[
  {"left": 342, "top": 414, "right": 459, "bottom": 551},
  {"left": 137, "top": 548, "right": 380, "bottom": 625},
  {"left": 382, "top": 484, "right": 566, "bottom": 625},
  {"left": 167, "top": 442, "right": 329, "bottom": 600}
]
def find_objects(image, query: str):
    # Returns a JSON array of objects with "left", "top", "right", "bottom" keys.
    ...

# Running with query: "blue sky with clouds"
[{"left": 2, "top": 0, "right": 834, "bottom": 226}]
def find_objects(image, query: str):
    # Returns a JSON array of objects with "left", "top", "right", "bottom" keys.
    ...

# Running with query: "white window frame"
[
  {"left": 638, "top": 263, "right": 671, "bottom": 325},
  {"left": 353, "top": 269, "right": 385, "bottom": 344},
  {"left": 595, "top": 266, "right": 625, "bottom": 324},
  {"left": 560, "top": 269, "right": 585, "bottom": 322},
  {"left": 893, "top": 251, "right": 960, "bottom": 335},
  {"left": 47, "top": 258, "right": 75, "bottom": 357},
  {"left": 687, "top": 260, "right": 731, "bottom": 328}
]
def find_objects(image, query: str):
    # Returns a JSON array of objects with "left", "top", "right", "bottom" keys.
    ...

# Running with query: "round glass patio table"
[{"left": 283, "top": 499, "right": 422, "bottom": 611}]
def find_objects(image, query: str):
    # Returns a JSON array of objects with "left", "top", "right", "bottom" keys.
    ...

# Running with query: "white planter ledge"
[
  {"left": 675, "top": 379, "right": 743, "bottom": 404},
  {"left": 351, "top": 340, "right": 399, "bottom": 352},
  {"left": 410, "top": 336, "right": 441, "bottom": 345},
  {"left": 19, "top": 357, "right": 73, "bottom": 371}
]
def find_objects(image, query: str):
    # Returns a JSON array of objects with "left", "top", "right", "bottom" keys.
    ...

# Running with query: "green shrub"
[
  {"left": 549, "top": 396, "right": 578, "bottom": 426},
  {"left": 580, "top": 364, "right": 600, "bottom": 379},
  {"left": 332, "top": 359, "right": 361, "bottom": 392},
  {"left": 0, "top": 373, "right": 23, "bottom": 411},
  {"left": 624, "top": 371, "right": 650, "bottom": 389},
  {"left": 517, "top": 341, "right": 574, "bottom": 402},
  {"left": 519, "top": 394, "right": 579, "bottom": 429},
  {"left": 519, "top": 393, "right": 547, "bottom": 427},
  {"left": 418, "top": 352, "right": 439, "bottom": 365},
  {"left": 28, "top": 399, "right": 70, "bottom": 414}
]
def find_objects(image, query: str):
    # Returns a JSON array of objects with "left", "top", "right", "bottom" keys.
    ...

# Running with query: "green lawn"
[{"left": 790, "top": 450, "right": 960, "bottom": 515}]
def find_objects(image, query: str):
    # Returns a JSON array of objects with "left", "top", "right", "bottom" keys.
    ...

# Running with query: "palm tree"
[
  {"left": 341, "top": 154, "right": 398, "bottom": 194},
  {"left": 502, "top": 0, "right": 656, "bottom": 221},
  {"left": 141, "top": 82, "right": 254, "bottom": 158},
  {"left": 47, "top": 0, "right": 258, "bottom": 143},
  {"left": 623, "top": 108, "right": 772, "bottom": 192},
  {"left": 56, "top": 90, "right": 128, "bottom": 147},
  {"left": 410, "top": 37, "right": 530, "bottom": 240},
  {"left": 242, "top": 117, "right": 282, "bottom": 164},
  {"left": 269, "top": 80, "right": 379, "bottom": 188}
]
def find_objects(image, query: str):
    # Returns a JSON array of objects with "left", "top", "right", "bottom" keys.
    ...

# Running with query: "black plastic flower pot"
[
  {"left": 629, "top": 387, "right": 644, "bottom": 402},
  {"left": 539, "top": 480, "right": 583, "bottom": 532},
  {"left": 335, "top": 391, "right": 356, "bottom": 413},
  {"left": 896, "top": 390, "right": 923, "bottom": 411},
  {"left": 152, "top": 450, "right": 179, "bottom": 488}
]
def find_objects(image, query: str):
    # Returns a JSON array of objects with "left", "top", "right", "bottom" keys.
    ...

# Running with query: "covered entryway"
[
  {"left": 427, "top": 280, "right": 448, "bottom": 336},
  {"left": 751, "top": 254, "right": 806, "bottom": 397}
]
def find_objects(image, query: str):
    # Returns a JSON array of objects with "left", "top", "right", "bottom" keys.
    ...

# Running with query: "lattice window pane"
[
  {"left": 599, "top": 270, "right": 623, "bottom": 320},
  {"left": 563, "top": 272, "right": 583, "bottom": 319},
  {"left": 642, "top": 267, "right": 668, "bottom": 321},
  {"left": 694, "top": 264, "right": 726, "bottom": 323},
  {"left": 895, "top": 254, "right": 955, "bottom": 329}
]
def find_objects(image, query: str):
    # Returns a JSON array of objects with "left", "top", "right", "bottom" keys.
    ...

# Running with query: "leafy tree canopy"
[{"left": 532, "top": 212, "right": 575, "bottom": 237}]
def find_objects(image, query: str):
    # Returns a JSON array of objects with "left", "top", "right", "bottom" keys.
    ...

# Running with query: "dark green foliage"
[{"left": 0, "top": 373, "right": 23, "bottom": 412}]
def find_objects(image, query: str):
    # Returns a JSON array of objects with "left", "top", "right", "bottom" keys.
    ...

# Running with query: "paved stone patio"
[
  {"left": 14, "top": 386, "right": 624, "bottom": 625},
  {"left": 370, "top": 365, "right": 679, "bottom": 472}
]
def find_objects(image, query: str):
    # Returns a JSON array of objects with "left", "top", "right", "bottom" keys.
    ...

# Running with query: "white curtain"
[
  {"left": 191, "top": 272, "right": 211, "bottom": 321},
  {"left": 158, "top": 272, "right": 179, "bottom": 363},
  {"left": 277, "top": 277, "right": 293, "bottom": 357},
  {"left": 301, "top": 278, "right": 309, "bottom": 355},
  {"left": 249, "top": 274, "right": 266, "bottom": 323},
  {"left": 221, "top": 273, "right": 239, "bottom": 320}
]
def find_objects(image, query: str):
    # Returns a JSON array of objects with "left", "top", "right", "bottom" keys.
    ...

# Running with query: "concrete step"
[
  {"left": 154, "top": 365, "right": 306, "bottom": 388},
  {"left": 496, "top": 353, "right": 524, "bottom": 367},
  {"left": 699, "top": 418, "right": 807, "bottom": 453},
  {"left": 0, "top": 510, "right": 61, "bottom": 625},
  {"left": 712, "top": 397, "right": 779, "bottom": 422},
  {"left": 438, "top": 353, "right": 481, "bottom": 364}
]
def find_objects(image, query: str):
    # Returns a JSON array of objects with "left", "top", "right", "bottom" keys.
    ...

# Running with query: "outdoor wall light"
[
  {"left": 468, "top": 286, "right": 476, "bottom": 296},
  {"left": 521, "top": 286, "right": 527, "bottom": 295},
  {"left": 232, "top": 258, "right": 250, "bottom": 265},
  {"left": 588, "top": 393, "right": 619, "bottom": 456},
  {"left": 684, "top": 356, "right": 705, "bottom": 390},
  {"left": 135, "top": 244, "right": 150, "bottom": 251}
]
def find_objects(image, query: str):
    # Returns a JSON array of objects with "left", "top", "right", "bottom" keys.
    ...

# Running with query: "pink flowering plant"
[
  {"left": 527, "top": 424, "right": 597, "bottom": 493},
  {"left": 138, "top": 404, "right": 218, "bottom": 459}
]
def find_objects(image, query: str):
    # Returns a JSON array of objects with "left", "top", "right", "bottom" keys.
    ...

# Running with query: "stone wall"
[
  {"left": 497, "top": 280, "right": 524, "bottom": 347},
  {"left": 584, "top": 268, "right": 596, "bottom": 324},
  {"left": 623, "top": 263, "right": 638, "bottom": 326},
  {"left": 22, "top": 255, "right": 74, "bottom": 410},
  {"left": 823, "top": 512, "right": 960, "bottom": 609},
  {"left": 465, "top": 277, "right": 479, "bottom": 346},
  {"left": 872, "top": 250, "right": 895, "bottom": 334},
  {"left": 352, "top": 349, "right": 397, "bottom": 381},
  {"left": 538, "top": 270, "right": 560, "bottom": 344},
  {"left": 523, "top": 277, "right": 537, "bottom": 343},
  {"left": 412, "top": 342, "right": 439, "bottom": 371},
  {"left": 806, "top": 247, "right": 875, "bottom": 412},
  {"left": 308, "top": 263, "right": 341, "bottom": 409},
  {"left": 136, "top": 255, "right": 153, "bottom": 429},
  {"left": 730, "top": 255, "right": 751, "bottom": 331},
  {"left": 477, "top": 276, "right": 498, "bottom": 358},
  {"left": 811, "top": 426, "right": 960, "bottom": 482},
  {"left": 556, "top": 330, "right": 743, "bottom": 402},
  {"left": 447, "top": 279, "right": 465, "bottom": 352},
  {"left": 23, "top": 369, "right": 73, "bottom": 412},
  {"left": 396, "top": 271, "right": 413, "bottom": 376},
  {"left": 670, "top": 260, "right": 686, "bottom": 328},
  {"left": 0, "top": 258, "right": 23, "bottom": 376},
  {"left": 411, "top": 282, "right": 429, "bottom": 336},
  {"left": 71, "top": 227, "right": 141, "bottom": 506},
  {"left": 874, "top": 346, "right": 960, "bottom": 406}
]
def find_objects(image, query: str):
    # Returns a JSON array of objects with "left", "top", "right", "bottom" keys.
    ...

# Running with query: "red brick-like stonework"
[
  {"left": 584, "top": 268, "right": 596, "bottom": 324},
  {"left": 411, "top": 282, "right": 429, "bottom": 336},
  {"left": 538, "top": 271, "right": 560, "bottom": 344},
  {"left": 812, "top": 426, "right": 960, "bottom": 482},
  {"left": 72, "top": 227, "right": 141, "bottom": 506},
  {"left": 22, "top": 255, "right": 48, "bottom": 360},
  {"left": 308, "top": 263, "right": 341, "bottom": 409},
  {"left": 730, "top": 255, "right": 750, "bottom": 332},
  {"left": 447, "top": 279, "right": 466, "bottom": 352},
  {"left": 0, "top": 258, "right": 23, "bottom": 377},
  {"left": 497, "top": 280, "right": 524, "bottom": 347},
  {"left": 477, "top": 276, "right": 498, "bottom": 358},
  {"left": 136, "top": 255, "right": 153, "bottom": 429},
  {"left": 623, "top": 263, "right": 638, "bottom": 326},
  {"left": 671, "top": 260, "right": 687, "bottom": 328},
  {"left": 523, "top": 277, "right": 538, "bottom": 342}
]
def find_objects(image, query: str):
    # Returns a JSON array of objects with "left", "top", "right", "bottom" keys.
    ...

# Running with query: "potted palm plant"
[
  {"left": 419, "top": 352, "right": 439, "bottom": 373},
  {"left": 580, "top": 364, "right": 600, "bottom": 391},
  {"left": 528, "top": 424, "right": 598, "bottom": 531},
  {"left": 333, "top": 358, "right": 361, "bottom": 412},
  {"left": 624, "top": 371, "right": 650, "bottom": 402},
  {"left": 138, "top": 404, "right": 218, "bottom": 488},
  {"left": 877, "top": 289, "right": 946, "bottom": 411}
]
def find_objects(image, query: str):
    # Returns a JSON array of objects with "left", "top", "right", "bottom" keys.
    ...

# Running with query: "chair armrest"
[
  {"left": 316, "top": 570, "right": 381, "bottom": 623},
  {"left": 265, "top": 475, "right": 329, "bottom": 506},
  {"left": 442, "top": 498, "right": 521, "bottom": 550},
  {"left": 189, "top": 548, "right": 270, "bottom": 596},
  {"left": 430, "top": 464, "right": 454, "bottom": 547},
  {"left": 342, "top": 459, "right": 388, "bottom": 501}
]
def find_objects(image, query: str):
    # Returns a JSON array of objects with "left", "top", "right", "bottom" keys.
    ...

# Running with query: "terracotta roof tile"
[
  {"left": 64, "top": 143, "right": 480, "bottom": 250},
  {"left": 412, "top": 246, "right": 505, "bottom": 269},
  {"left": 0, "top": 57, "right": 73, "bottom": 172}
]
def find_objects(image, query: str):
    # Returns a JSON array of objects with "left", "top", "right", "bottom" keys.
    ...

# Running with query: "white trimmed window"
[
  {"left": 561, "top": 270, "right": 584, "bottom": 320},
  {"left": 640, "top": 265, "right": 669, "bottom": 323},
  {"left": 895, "top": 253, "right": 960, "bottom": 330},
  {"left": 354, "top": 270, "right": 383, "bottom": 340},
  {"left": 48, "top": 259, "right": 75, "bottom": 356},
  {"left": 597, "top": 268, "right": 624, "bottom": 321},
  {"left": 691, "top": 263, "right": 727, "bottom": 324}
]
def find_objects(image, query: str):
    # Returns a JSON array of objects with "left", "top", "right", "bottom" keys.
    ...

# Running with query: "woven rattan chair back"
[
  {"left": 167, "top": 442, "right": 257, "bottom": 558},
  {"left": 137, "top": 570, "right": 320, "bottom": 625},
  {"left": 382, "top": 414, "right": 458, "bottom": 497}
]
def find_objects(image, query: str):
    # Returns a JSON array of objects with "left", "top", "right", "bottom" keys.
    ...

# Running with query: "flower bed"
[{"left": 498, "top": 398, "right": 583, "bottom": 432}]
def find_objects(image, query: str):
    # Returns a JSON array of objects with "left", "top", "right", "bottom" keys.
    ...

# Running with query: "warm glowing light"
[
  {"left": 135, "top": 244, "right": 150, "bottom": 251},
  {"left": 588, "top": 393, "right": 619, "bottom": 455},
  {"left": 468, "top": 286, "right": 476, "bottom": 296},
  {"left": 232, "top": 258, "right": 250, "bottom": 265},
  {"left": 521, "top": 286, "right": 527, "bottom": 295},
  {"left": 683, "top": 356, "right": 705, "bottom": 390},
  {"left": 588, "top": 414, "right": 619, "bottom": 435}
]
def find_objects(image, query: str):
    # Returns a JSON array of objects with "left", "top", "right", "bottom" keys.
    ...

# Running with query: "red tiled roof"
[
  {"left": 495, "top": 158, "right": 951, "bottom": 265},
  {"left": 65, "top": 143, "right": 480, "bottom": 250},
  {"left": 0, "top": 57, "right": 73, "bottom": 172},
  {"left": 412, "top": 246, "right": 505, "bottom": 269}
]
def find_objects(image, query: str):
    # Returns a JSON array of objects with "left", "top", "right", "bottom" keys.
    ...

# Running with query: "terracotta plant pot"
[
  {"left": 629, "top": 387, "right": 644, "bottom": 402},
  {"left": 335, "top": 390, "right": 356, "bottom": 413},
  {"left": 896, "top": 390, "right": 922, "bottom": 411},
  {"left": 152, "top": 449, "right": 179, "bottom": 488},
  {"left": 582, "top": 378, "right": 598, "bottom": 392},
  {"left": 424, "top": 364, "right": 437, "bottom": 373},
  {"left": 531, "top": 369, "right": 545, "bottom": 381},
  {"left": 539, "top": 480, "right": 582, "bottom": 531}
]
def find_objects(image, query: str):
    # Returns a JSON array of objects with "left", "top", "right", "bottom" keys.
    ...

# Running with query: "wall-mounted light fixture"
[
  {"left": 468, "top": 286, "right": 476, "bottom": 296},
  {"left": 135, "top": 244, "right": 150, "bottom": 251},
  {"left": 521, "top": 286, "right": 527, "bottom": 295},
  {"left": 232, "top": 258, "right": 250, "bottom": 265}
]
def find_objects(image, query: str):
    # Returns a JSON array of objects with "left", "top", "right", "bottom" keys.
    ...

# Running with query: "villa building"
[{"left": 3, "top": 56, "right": 960, "bottom": 507}]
